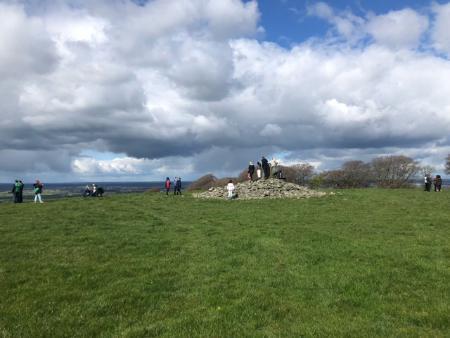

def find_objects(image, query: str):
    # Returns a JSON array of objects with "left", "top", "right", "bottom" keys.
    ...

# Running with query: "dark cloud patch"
[{"left": 0, "top": 149, "right": 73, "bottom": 173}]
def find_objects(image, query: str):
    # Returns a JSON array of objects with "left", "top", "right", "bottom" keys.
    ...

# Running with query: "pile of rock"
[{"left": 193, "top": 179, "right": 327, "bottom": 200}]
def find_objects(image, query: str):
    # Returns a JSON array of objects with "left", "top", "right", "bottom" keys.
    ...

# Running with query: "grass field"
[{"left": 0, "top": 189, "right": 449, "bottom": 337}]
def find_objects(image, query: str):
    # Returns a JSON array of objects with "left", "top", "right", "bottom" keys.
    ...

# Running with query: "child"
[{"left": 227, "top": 180, "right": 235, "bottom": 199}]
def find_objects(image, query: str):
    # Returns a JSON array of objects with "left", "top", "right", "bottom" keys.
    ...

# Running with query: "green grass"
[{"left": 0, "top": 189, "right": 449, "bottom": 337}]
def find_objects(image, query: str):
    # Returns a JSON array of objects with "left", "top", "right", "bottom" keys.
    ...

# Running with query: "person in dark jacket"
[
  {"left": 97, "top": 187, "right": 104, "bottom": 197},
  {"left": 176, "top": 177, "right": 182, "bottom": 195},
  {"left": 83, "top": 185, "right": 92, "bottom": 197},
  {"left": 261, "top": 156, "right": 270, "bottom": 179},
  {"left": 424, "top": 175, "right": 432, "bottom": 192},
  {"left": 18, "top": 180, "right": 24, "bottom": 203},
  {"left": 248, "top": 161, "right": 255, "bottom": 181},
  {"left": 434, "top": 175, "right": 442, "bottom": 192},
  {"left": 165, "top": 177, "right": 171, "bottom": 195}
]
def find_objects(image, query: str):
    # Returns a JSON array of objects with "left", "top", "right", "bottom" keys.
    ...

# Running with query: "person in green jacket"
[
  {"left": 18, "top": 180, "right": 24, "bottom": 203},
  {"left": 11, "top": 180, "right": 20, "bottom": 203},
  {"left": 33, "top": 180, "right": 44, "bottom": 203}
]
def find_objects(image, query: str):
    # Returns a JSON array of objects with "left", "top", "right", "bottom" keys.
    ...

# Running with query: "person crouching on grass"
[{"left": 227, "top": 180, "right": 235, "bottom": 200}]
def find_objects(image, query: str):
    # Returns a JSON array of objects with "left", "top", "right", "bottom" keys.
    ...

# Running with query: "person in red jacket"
[{"left": 165, "top": 177, "right": 171, "bottom": 195}]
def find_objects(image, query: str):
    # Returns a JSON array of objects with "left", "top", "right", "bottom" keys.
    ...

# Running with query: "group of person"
[
  {"left": 83, "top": 184, "right": 104, "bottom": 197},
  {"left": 10, "top": 179, "right": 44, "bottom": 203},
  {"left": 224, "top": 156, "right": 283, "bottom": 200},
  {"left": 424, "top": 174, "right": 443, "bottom": 192},
  {"left": 165, "top": 177, "right": 182, "bottom": 195},
  {"left": 247, "top": 156, "right": 282, "bottom": 181}
]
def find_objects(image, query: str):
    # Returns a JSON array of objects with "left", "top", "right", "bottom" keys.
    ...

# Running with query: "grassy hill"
[{"left": 0, "top": 189, "right": 449, "bottom": 337}]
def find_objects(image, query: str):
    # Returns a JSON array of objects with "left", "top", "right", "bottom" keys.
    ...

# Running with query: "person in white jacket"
[{"left": 226, "top": 180, "right": 235, "bottom": 199}]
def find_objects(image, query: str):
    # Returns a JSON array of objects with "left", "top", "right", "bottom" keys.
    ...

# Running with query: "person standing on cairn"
[
  {"left": 248, "top": 161, "right": 255, "bottom": 181},
  {"left": 270, "top": 158, "right": 279, "bottom": 178},
  {"left": 261, "top": 156, "right": 270, "bottom": 179},
  {"left": 256, "top": 162, "right": 262, "bottom": 180}
]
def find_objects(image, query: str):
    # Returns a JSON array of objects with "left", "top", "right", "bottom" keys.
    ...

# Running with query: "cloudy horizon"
[{"left": 1, "top": 0, "right": 450, "bottom": 182}]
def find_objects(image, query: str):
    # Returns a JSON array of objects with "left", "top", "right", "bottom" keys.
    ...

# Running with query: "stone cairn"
[{"left": 193, "top": 179, "right": 327, "bottom": 200}]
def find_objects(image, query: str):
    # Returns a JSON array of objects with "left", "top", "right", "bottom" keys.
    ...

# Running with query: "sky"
[{"left": 1, "top": 0, "right": 450, "bottom": 182}]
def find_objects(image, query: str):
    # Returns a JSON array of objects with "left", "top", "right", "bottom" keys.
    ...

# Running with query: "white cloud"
[
  {"left": 307, "top": 2, "right": 365, "bottom": 41},
  {"left": 431, "top": 2, "right": 450, "bottom": 55},
  {"left": 72, "top": 154, "right": 195, "bottom": 178},
  {"left": 1, "top": 0, "right": 450, "bottom": 181},
  {"left": 366, "top": 9, "right": 429, "bottom": 49},
  {"left": 307, "top": 4, "right": 430, "bottom": 50},
  {"left": 73, "top": 157, "right": 145, "bottom": 174}
]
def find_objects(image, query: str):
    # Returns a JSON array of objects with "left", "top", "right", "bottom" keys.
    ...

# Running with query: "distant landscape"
[{"left": 0, "top": 182, "right": 168, "bottom": 204}]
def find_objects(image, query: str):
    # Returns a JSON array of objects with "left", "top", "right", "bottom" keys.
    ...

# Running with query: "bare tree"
[
  {"left": 341, "top": 161, "right": 372, "bottom": 187},
  {"left": 446, "top": 155, "right": 450, "bottom": 174},
  {"left": 319, "top": 161, "right": 371, "bottom": 188},
  {"left": 371, "top": 155, "right": 419, "bottom": 188},
  {"left": 281, "top": 163, "right": 315, "bottom": 185},
  {"left": 321, "top": 169, "right": 346, "bottom": 188},
  {"left": 292, "top": 163, "right": 315, "bottom": 185},
  {"left": 420, "top": 165, "right": 435, "bottom": 176}
]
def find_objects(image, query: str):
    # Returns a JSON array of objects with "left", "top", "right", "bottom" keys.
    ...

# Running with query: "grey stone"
[{"left": 193, "top": 179, "right": 327, "bottom": 200}]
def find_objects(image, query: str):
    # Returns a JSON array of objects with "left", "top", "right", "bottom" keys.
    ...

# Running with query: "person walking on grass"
[
  {"left": 227, "top": 179, "right": 235, "bottom": 199},
  {"left": 434, "top": 175, "right": 442, "bottom": 192},
  {"left": 165, "top": 177, "right": 171, "bottom": 195},
  {"left": 33, "top": 180, "right": 44, "bottom": 203},
  {"left": 11, "top": 180, "right": 20, "bottom": 203},
  {"left": 424, "top": 174, "right": 432, "bottom": 192},
  {"left": 18, "top": 180, "right": 24, "bottom": 203},
  {"left": 173, "top": 177, "right": 178, "bottom": 195},
  {"left": 176, "top": 177, "right": 182, "bottom": 195}
]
